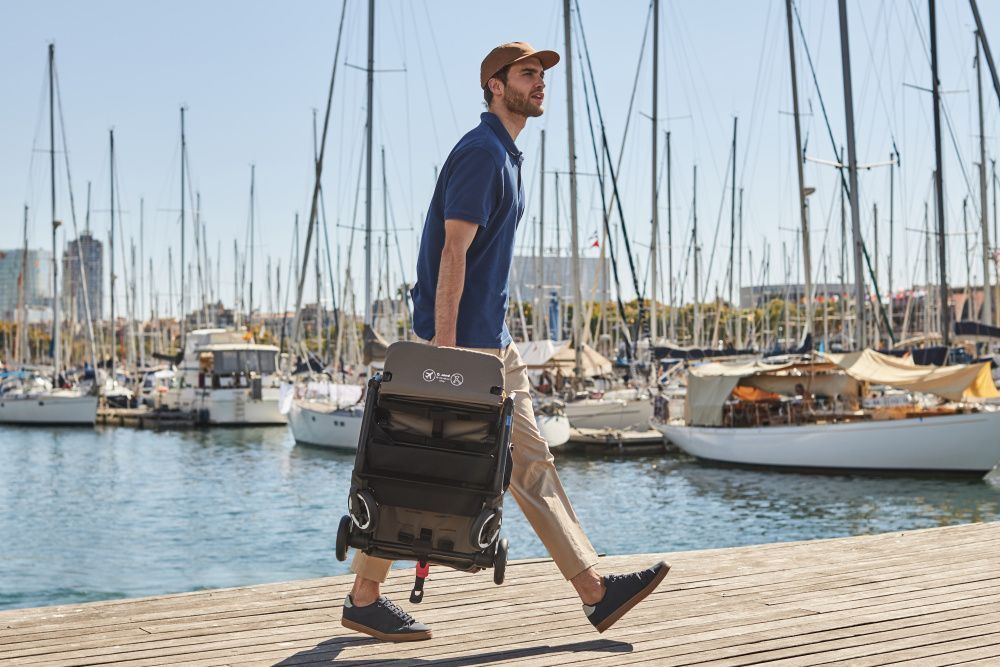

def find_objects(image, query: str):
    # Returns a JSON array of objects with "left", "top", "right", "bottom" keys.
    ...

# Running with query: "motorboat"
[{"left": 159, "top": 329, "right": 286, "bottom": 425}]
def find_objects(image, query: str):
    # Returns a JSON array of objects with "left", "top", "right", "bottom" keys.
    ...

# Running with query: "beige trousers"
[{"left": 351, "top": 339, "right": 599, "bottom": 582}]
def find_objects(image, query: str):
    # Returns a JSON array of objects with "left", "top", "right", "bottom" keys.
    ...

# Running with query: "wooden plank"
[{"left": 1, "top": 521, "right": 996, "bottom": 666}]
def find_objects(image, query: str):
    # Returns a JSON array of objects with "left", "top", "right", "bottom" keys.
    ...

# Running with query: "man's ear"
[{"left": 487, "top": 77, "right": 504, "bottom": 99}]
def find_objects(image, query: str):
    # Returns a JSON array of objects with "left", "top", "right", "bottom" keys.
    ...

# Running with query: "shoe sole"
[
  {"left": 595, "top": 562, "right": 671, "bottom": 633},
  {"left": 342, "top": 618, "right": 433, "bottom": 642}
]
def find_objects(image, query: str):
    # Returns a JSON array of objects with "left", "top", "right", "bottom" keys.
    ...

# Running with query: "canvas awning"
[
  {"left": 684, "top": 360, "right": 795, "bottom": 426},
  {"left": 684, "top": 348, "right": 999, "bottom": 426},
  {"left": 823, "top": 349, "right": 1000, "bottom": 402},
  {"left": 514, "top": 340, "right": 613, "bottom": 377}
]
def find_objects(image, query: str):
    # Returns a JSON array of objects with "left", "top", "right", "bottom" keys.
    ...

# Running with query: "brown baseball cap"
[{"left": 480, "top": 42, "right": 560, "bottom": 89}]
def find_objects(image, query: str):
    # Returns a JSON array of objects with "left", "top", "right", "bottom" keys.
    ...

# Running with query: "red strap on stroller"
[{"left": 410, "top": 560, "right": 430, "bottom": 604}]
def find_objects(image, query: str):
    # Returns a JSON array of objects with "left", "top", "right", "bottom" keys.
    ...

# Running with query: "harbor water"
[{"left": 2, "top": 424, "right": 999, "bottom": 611}]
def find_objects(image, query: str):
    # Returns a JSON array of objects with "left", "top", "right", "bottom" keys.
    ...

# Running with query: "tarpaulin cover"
[
  {"left": 684, "top": 349, "right": 999, "bottom": 426},
  {"left": 515, "top": 340, "right": 613, "bottom": 377},
  {"left": 684, "top": 360, "right": 794, "bottom": 426},
  {"left": 823, "top": 349, "right": 999, "bottom": 402}
]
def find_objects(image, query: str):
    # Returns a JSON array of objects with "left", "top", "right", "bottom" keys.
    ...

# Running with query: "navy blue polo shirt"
[{"left": 410, "top": 112, "right": 525, "bottom": 348}]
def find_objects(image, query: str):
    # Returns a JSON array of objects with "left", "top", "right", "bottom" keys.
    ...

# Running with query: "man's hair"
[{"left": 483, "top": 64, "right": 512, "bottom": 107}]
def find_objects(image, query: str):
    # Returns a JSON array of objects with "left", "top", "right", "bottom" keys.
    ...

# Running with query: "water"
[{"left": 2, "top": 425, "right": 999, "bottom": 611}]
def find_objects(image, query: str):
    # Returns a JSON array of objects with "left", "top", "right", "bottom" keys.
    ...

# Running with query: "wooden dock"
[
  {"left": 563, "top": 427, "right": 666, "bottom": 455},
  {"left": 2, "top": 521, "right": 999, "bottom": 666},
  {"left": 96, "top": 407, "right": 200, "bottom": 430}
]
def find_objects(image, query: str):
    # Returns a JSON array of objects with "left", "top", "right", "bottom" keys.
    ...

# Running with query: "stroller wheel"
[
  {"left": 349, "top": 489, "right": 378, "bottom": 533},
  {"left": 335, "top": 515, "right": 351, "bottom": 561},
  {"left": 493, "top": 538, "right": 508, "bottom": 585},
  {"left": 471, "top": 509, "right": 502, "bottom": 550}
]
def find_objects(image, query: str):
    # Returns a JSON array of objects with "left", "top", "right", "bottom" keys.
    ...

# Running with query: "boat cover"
[
  {"left": 684, "top": 360, "right": 795, "bottom": 426},
  {"left": 685, "top": 349, "right": 999, "bottom": 426},
  {"left": 514, "top": 340, "right": 613, "bottom": 377},
  {"left": 824, "top": 349, "right": 1000, "bottom": 402}
]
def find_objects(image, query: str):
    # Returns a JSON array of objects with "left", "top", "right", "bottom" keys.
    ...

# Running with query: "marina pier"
[{"left": 3, "top": 521, "right": 998, "bottom": 665}]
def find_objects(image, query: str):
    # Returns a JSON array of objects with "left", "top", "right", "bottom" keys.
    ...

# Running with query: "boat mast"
[
  {"left": 889, "top": 152, "right": 896, "bottom": 334},
  {"left": 16, "top": 205, "right": 29, "bottom": 366},
  {"left": 563, "top": 0, "right": 584, "bottom": 379},
  {"left": 49, "top": 44, "right": 62, "bottom": 382},
  {"left": 537, "top": 129, "right": 546, "bottom": 341},
  {"left": 929, "top": 0, "right": 949, "bottom": 346},
  {"left": 976, "top": 30, "right": 993, "bottom": 326},
  {"left": 728, "top": 117, "right": 737, "bottom": 340},
  {"left": 667, "top": 130, "right": 674, "bottom": 341},
  {"left": 179, "top": 106, "right": 187, "bottom": 347},
  {"left": 109, "top": 129, "right": 116, "bottom": 387},
  {"left": 785, "top": 0, "right": 813, "bottom": 338},
  {"left": 650, "top": 0, "right": 659, "bottom": 344},
  {"left": 692, "top": 164, "right": 700, "bottom": 347},
  {"left": 364, "top": 0, "right": 375, "bottom": 326},
  {"left": 836, "top": 0, "right": 866, "bottom": 350},
  {"left": 249, "top": 163, "right": 255, "bottom": 328}
]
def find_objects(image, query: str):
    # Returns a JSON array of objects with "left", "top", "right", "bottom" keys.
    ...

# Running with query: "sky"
[{"left": 2, "top": 0, "right": 999, "bottom": 320}]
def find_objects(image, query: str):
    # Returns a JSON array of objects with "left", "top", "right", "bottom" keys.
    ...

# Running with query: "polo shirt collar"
[{"left": 481, "top": 112, "right": 522, "bottom": 163}]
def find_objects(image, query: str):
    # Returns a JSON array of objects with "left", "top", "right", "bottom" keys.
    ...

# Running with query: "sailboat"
[
  {"left": 286, "top": 1, "right": 366, "bottom": 450},
  {"left": 1, "top": 44, "right": 97, "bottom": 426},
  {"left": 659, "top": 349, "right": 1000, "bottom": 472},
  {"left": 552, "top": 0, "right": 654, "bottom": 437}
]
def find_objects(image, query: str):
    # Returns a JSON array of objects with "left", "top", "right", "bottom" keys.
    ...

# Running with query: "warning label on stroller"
[{"left": 422, "top": 369, "right": 465, "bottom": 386}]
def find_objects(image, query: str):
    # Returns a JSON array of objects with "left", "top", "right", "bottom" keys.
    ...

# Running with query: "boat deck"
[{"left": 3, "top": 521, "right": 999, "bottom": 665}]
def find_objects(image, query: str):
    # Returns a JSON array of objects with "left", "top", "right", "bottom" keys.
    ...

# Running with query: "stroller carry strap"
[{"left": 410, "top": 560, "right": 430, "bottom": 604}]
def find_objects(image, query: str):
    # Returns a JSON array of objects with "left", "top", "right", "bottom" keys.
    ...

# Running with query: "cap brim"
[{"left": 511, "top": 49, "right": 560, "bottom": 71}]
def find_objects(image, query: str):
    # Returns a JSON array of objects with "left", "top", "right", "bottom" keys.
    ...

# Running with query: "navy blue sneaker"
[
  {"left": 341, "top": 594, "right": 432, "bottom": 642},
  {"left": 583, "top": 561, "right": 670, "bottom": 633}
]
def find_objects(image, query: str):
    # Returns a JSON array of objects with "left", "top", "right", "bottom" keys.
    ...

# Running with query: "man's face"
[{"left": 495, "top": 57, "right": 545, "bottom": 118}]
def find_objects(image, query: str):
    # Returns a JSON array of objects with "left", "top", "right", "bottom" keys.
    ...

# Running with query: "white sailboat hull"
[
  {"left": 563, "top": 397, "right": 653, "bottom": 431},
  {"left": 288, "top": 400, "right": 364, "bottom": 450},
  {"left": 659, "top": 411, "right": 1000, "bottom": 472},
  {"left": 0, "top": 392, "right": 98, "bottom": 426}
]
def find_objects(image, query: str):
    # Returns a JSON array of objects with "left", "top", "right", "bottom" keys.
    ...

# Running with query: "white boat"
[
  {"left": 660, "top": 411, "right": 1000, "bottom": 472},
  {"left": 0, "top": 374, "right": 97, "bottom": 426},
  {"left": 517, "top": 339, "right": 652, "bottom": 431},
  {"left": 0, "top": 391, "right": 98, "bottom": 426},
  {"left": 285, "top": 380, "right": 365, "bottom": 450},
  {"left": 562, "top": 394, "right": 653, "bottom": 431},
  {"left": 662, "top": 348, "right": 1000, "bottom": 473},
  {"left": 288, "top": 399, "right": 364, "bottom": 450},
  {"left": 160, "top": 329, "right": 286, "bottom": 425}
]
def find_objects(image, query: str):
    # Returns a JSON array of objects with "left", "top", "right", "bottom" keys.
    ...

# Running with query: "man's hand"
[{"left": 434, "top": 218, "right": 478, "bottom": 347}]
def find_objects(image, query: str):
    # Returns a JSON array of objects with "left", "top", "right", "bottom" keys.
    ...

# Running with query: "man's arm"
[{"left": 433, "top": 218, "right": 479, "bottom": 347}]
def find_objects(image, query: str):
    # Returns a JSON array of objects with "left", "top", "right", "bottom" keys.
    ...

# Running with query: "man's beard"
[{"left": 504, "top": 87, "right": 543, "bottom": 118}]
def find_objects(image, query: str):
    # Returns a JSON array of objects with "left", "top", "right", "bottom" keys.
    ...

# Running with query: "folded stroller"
[{"left": 336, "top": 341, "right": 514, "bottom": 602}]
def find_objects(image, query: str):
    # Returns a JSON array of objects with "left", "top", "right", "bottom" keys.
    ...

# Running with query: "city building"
[
  {"left": 0, "top": 248, "right": 52, "bottom": 321},
  {"left": 510, "top": 255, "right": 611, "bottom": 305},
  {"left": 62, "top": 232, "right": 103, "bottom": 322}
]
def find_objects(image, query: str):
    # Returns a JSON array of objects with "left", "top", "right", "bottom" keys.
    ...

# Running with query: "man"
[{"left": 341, "top": 42, "right": 669, "bottom": 643}]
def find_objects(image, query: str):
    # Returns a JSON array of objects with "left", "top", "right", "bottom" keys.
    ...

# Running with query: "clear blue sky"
[{"left": 2, "top": 0, "right": 998, "bottom": 318}]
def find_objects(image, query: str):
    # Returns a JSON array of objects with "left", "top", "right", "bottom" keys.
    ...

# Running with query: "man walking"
[{"left": 341, "top": 42, "right": 669, "bottom": 642}]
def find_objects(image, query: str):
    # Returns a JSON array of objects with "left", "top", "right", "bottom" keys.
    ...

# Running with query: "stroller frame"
[{"left": 336, "top": 342, "right": 514, "bottom": 593}]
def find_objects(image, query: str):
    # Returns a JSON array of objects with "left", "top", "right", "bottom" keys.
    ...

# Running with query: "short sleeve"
[{"left": 443, "top": 147, "right": 502, "bottom": 227}]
